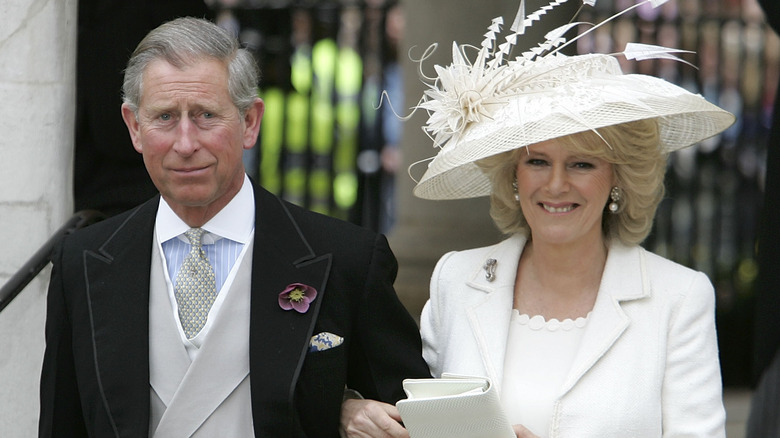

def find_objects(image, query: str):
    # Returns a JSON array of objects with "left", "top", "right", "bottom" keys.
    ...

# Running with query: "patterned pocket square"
[{"left": 309, "top": 332, "right": 344, "bottom": 352}]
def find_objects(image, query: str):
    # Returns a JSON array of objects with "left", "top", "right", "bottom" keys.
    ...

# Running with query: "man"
[{"left": 39, "top": 17, "right": 429, "bottom": 437}]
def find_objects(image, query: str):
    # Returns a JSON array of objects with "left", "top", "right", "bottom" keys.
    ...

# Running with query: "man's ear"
[
  {"left": 121, "top": 103, "right": 144, "bottom": 153},
  {"left": 242, "top": 98, "right": 265, "bottom": 150}
]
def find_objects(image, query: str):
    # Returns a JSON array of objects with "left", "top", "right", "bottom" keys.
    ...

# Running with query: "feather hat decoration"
[{"left": 410, "top": 0, "right": 736, "bottom": 200}]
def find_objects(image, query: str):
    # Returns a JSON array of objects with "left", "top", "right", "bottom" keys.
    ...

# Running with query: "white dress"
[{"left": 501, "top": 310, "right": 590, "bottom": 437}]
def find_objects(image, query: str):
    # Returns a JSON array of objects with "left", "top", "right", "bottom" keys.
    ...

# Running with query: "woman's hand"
[
  {"left": 340, "top": 399, "right": 409, "bottom": 438},
  {"left": 513, "top": 424, "right": 541, "bottom": 438}
]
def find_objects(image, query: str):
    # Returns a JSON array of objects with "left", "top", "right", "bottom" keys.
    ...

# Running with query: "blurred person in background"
[
  {"left": 747, "top": 0, "right": 780, "bottom": 435},
  {"left": 75, "top": 0, "right": 214, "bottom": 216}
]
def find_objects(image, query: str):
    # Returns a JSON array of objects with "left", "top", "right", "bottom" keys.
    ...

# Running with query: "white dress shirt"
[{"left": 155, "top": 174, "right": 255, "bottom": 360}]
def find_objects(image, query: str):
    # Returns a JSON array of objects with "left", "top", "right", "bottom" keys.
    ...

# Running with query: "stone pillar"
[
  {"left": 0, "top": 0, "right": 77, "bottom": 436},
  {"left": 391, "top": 0, "right": 576, "bottom": 319}
]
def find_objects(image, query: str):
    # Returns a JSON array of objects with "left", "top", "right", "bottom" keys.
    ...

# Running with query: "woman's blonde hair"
[{"left": 478, "top": 118, "right": 667, "bottom": 245}]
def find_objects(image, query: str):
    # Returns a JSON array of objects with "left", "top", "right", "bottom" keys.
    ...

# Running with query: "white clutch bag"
[{"left": 396, "top": 374, "right": 515, "bottom": 438}]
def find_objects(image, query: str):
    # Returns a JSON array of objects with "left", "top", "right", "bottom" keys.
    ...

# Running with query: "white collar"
[{"left": 155, "top": 174, "right": 255, "bottom": 244}]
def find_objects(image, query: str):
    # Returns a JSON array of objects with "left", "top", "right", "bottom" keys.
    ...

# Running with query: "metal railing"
[{"left": 0, "top": 210, "right": 105, "bottom": 313}]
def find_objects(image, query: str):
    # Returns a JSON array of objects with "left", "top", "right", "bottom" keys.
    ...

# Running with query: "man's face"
[{"left": 122, "top": 58, "right": 263, "bottom": 225}]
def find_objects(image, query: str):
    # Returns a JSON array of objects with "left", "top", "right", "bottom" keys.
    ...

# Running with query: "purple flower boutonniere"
[{"left": 278, "top": 283, "right": 318, "bottom": 313}]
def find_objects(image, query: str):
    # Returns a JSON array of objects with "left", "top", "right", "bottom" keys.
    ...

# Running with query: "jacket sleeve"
[
  {"left": 419, "top": 251, "right": 456, "bottom": 378},
  {"left": 38, "top": 242, "right": 88, "bottom": 438},
  {"left": 346, "top": 234, "right": 431, "bottom": 403},
  {"left": 661, "top": 271, "right": 726, "bottom": 437}
]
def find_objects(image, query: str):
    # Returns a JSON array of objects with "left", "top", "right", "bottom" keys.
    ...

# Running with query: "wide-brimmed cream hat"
[{"left": 411, "top": 0, "right": 736, "bottom": 200}]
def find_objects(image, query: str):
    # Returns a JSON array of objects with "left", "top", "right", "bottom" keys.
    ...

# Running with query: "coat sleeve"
[
  {"left": 38, "top": 242, "right": 88, "bottom": 438},
  {"left": 346, "top": 234, "right": 431, "bottom": 403},
  {"left": 661, "top": 271, "right": 726, "bottom": 437},
  {"left": 419, "top": 251, "right": 456, "bottom": 378}
]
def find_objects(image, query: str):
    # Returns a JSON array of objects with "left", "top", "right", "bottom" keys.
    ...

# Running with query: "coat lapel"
[
  {"left": 559, "top": 243, "right": 649, "bottom": 396},
  {"left": 248, "top": 186, "right": 332, "bottom": 435},
  {"left": 462, "top": 237, "right": 649, "bottom": 398},
  {"left": 82, "top": 198, "right": 159, "bottom": 437},
  {"left": 465, "top": 235, "right": 525, "bottom": 389}
]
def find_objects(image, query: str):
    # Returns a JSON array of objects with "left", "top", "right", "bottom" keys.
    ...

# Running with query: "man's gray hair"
[{"left": 122, "top": 17, "right": 259, "bottom": 115}]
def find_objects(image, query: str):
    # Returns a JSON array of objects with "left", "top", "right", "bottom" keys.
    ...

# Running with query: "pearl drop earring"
[
  {"left": 512, "top": 179, "right": 520, "bottom": 202},
  {"left": 609, "top": 186, "right": 621, "bottom": 213}
]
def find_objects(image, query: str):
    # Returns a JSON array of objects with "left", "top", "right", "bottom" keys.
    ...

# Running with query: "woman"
[
  {"left": 420, "top": 118, "right": 726, "bottom": 437},
  {"left": 341, "top": 1, "right": 735, "bottom": 436}
]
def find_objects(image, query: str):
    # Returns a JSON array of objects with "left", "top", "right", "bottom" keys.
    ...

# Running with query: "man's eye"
[
  {"left": 202, "top": 112, "right": 214, "bottom": 119},
  {"left": 159, "top": 114, "right": 172, "bottom": 121}
]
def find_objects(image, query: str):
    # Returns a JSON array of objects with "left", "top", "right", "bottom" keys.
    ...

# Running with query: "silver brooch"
[{"left": 483, "top": 258, "right": 497, "bottom": 282}]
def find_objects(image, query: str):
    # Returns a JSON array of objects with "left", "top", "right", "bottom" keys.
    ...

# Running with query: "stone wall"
[{"left": 0, "top": 0, "right": 77, "bottom": 436}]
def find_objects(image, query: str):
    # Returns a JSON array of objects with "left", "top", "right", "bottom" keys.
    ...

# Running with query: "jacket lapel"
[
  {"left": 248, "top": 186, "right": 332, "bottom": 436},
  {"left": 559, "top": 243, "right": 649, "bottom": 396},
  {"left": 465, "top": 235, "right": 525, "bottom": 389},
  {"left": 82, "top": 198, "right": 159, "bottom": 437},
  {"left": 463, "top": 237, "right": 649, "bottom": 398}
]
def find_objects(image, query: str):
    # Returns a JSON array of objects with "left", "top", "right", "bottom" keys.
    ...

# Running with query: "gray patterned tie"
[{"left": 174, "top": 228, "right": 217, "bottom": 339}]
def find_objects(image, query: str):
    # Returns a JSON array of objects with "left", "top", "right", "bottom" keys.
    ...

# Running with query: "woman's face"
[{"left": 515, "top": 138, "right": 615, "bottom": 248}]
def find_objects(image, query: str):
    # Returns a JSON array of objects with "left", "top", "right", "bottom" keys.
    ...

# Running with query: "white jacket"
[{"left": 420, "top": 234, "right": 726, "bottom": 437}]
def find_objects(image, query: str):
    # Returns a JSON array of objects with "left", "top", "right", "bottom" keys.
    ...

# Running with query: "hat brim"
[{"left": 413, "top": 69, "right": 735, "bottom": 200}]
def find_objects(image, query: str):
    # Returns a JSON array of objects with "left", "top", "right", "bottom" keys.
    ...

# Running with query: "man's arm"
[
  {"left": 345, "top": 234, "right": 431, "bottom": 403},
  {"left": 339, "top": 233, "right": 430, "bottom": 437},
  {"left": 38, "top": 243, "right": 88, "bottom": 437}
]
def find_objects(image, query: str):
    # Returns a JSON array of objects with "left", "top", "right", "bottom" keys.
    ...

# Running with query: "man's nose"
[{"left": 173, "top": 117, "right": 198, "bottom": 155}]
